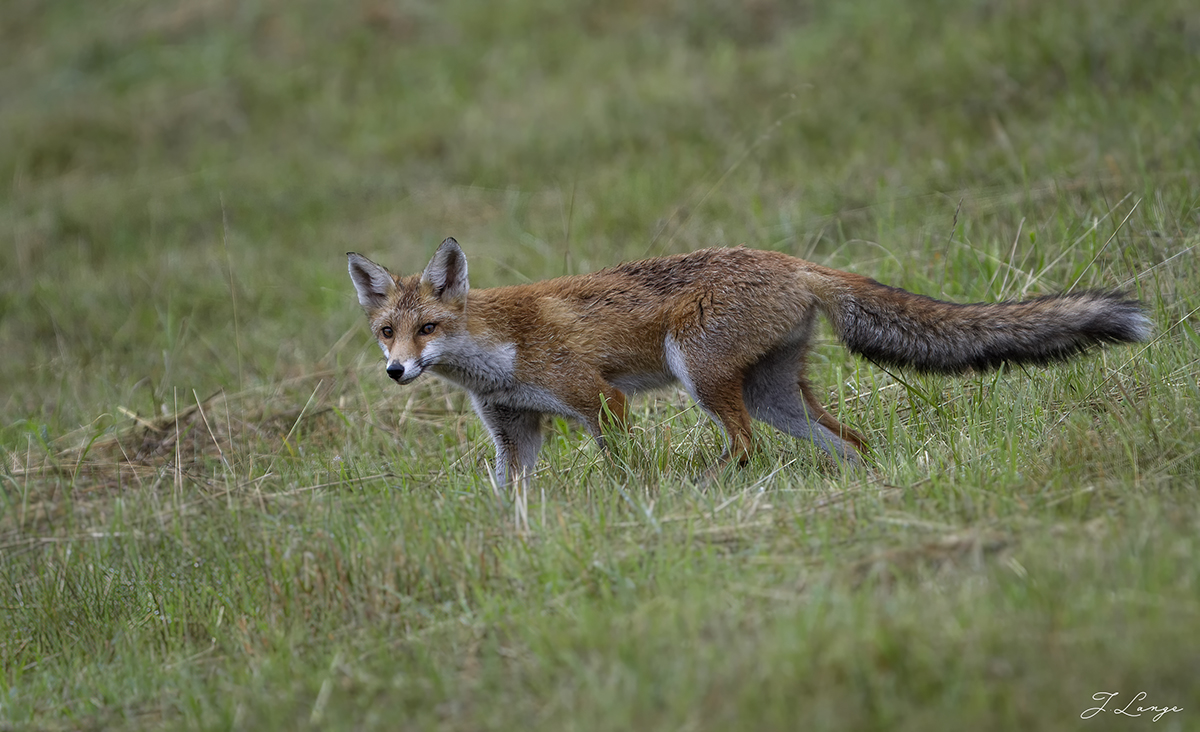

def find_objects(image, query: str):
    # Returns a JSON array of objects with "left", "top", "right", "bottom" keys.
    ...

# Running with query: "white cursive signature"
[{"left": 1082, "top": 692, "right": 1182, "bottom": 722}]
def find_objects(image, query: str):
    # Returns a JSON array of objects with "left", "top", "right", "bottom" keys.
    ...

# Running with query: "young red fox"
[{"left": 348, "top": 238, "right": 1148, "bottom": 484}]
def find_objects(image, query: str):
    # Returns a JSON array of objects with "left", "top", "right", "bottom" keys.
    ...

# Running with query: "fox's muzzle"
[{"left": 386, "top": 360, "right": 422, "bottom": 384}]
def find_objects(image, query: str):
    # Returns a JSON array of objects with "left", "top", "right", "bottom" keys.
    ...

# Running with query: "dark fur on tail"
[{"left": 828, "top": 278, "right": 1150, "bottom": 375}]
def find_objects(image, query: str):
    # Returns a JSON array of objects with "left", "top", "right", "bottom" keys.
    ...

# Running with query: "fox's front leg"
[{"left": 469, "top": 396, "right": 544, "bottom": 485}]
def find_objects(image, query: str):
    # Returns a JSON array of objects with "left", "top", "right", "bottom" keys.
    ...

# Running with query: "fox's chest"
[
  {"left": 426, "top": 330, "right": 677, "bottom": 419},
  {"left": 423, "top": 336, "right": 554, "bottom": 406},
  {"left": 431, "top": 363, "right": 580, "bottom": 419},
  {"left": 426, "top": 336, "right": 517, "bottom": 392}
]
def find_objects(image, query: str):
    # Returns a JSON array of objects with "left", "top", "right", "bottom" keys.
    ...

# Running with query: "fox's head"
[{"left": 347, "top": 237, "right": 469, "bottom": 385}]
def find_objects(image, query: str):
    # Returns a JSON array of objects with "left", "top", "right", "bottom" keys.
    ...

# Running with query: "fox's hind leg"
[
  {"left": 695, "top": 376, "right": 756, "bottom": 470},
  {"left": 665, "top": 338, "right": 755, "bottom": 472},
  {"left": 798, "top": 379, "right": 866, "bottom": 457},
  {"left": 742, "top": 343, "right": 865, "bottom": 465}
]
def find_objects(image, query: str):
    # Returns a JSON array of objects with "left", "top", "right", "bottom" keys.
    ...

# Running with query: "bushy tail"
[{"left": 819, "top": 275, "right": 1150, "bottom": 374}]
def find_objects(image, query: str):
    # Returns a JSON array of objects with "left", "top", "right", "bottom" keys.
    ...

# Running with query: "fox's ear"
[
  {"left": 347, "top": 252, "right": 396, "bottom": 309},
  {"left": 421, "top": 237, "right": 469, "bottom": 304}
]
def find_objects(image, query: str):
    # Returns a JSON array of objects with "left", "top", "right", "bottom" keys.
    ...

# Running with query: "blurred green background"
[{"left": 4, "top": 0, "right": 1195, "bottom": 431}]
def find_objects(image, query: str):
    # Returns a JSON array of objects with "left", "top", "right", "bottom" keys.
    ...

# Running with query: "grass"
[{"left": 2, "top": 0, "right": 1200, "bottom": 729}]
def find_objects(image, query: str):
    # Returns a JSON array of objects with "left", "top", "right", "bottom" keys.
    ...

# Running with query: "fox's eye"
[
  {"left": 380, "top": 326, "right": 394, "bottom": 338},
  {"left": 418, "top": 323, "right": 437, "bottom": 336}
]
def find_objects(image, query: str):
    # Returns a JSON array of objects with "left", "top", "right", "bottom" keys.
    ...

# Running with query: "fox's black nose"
[{"left": 386, "top": 364, "right": 405, "bottom": 381}]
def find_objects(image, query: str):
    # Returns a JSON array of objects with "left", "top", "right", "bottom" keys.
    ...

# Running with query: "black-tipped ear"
[
  {"left": 347, "top": 252, "right": 396, "bottom": 309},
  {"left": 420, "top": 237, "right": 469, "bottom": 304}
]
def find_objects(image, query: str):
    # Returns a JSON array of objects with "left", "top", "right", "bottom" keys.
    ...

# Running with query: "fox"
[{"left": 348, "top": 238, "right": 1149, "bottom": 484}]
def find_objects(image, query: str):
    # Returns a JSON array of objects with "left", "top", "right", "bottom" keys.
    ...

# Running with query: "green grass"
[{"left": 3, "top": 0, "right": 1200, "bottom": 729}]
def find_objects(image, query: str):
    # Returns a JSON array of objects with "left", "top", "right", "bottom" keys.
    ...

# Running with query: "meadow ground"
[{"left": 2, "top": 1, "right": 1199, "bottom": 729}]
